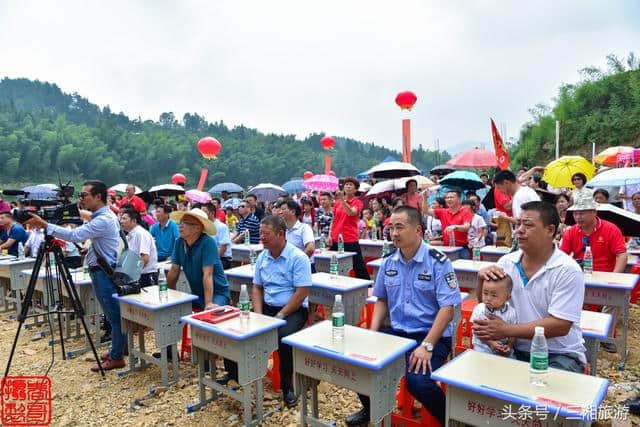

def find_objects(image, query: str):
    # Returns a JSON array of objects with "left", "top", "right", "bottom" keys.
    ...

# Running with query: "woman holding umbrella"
[{"left": 327, "top": 177, "right": 370, "bottom": 280}]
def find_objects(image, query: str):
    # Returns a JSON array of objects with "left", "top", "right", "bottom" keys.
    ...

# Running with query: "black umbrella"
[
  {"left": 430, "top": 164, "right": 457, "bottom": 176},
  {"left": 481, "top": 187, "right": 495, "bottom": 210},
  {"left": 565, "top": 203, "right": 640, "bottom": 237}
]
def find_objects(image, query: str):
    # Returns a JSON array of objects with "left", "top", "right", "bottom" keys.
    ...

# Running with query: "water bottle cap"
[
  {"left": 241, "top": 284, "right": 247, "bottom": 291},
  {"left": 335, "top": 294, "right": 342, "bottom": 302},
  {"left": 534, "top": 326, "right": 545, "bottom": 335}
]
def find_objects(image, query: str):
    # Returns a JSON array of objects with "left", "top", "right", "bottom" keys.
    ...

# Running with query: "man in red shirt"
[
  {"left": 560, "top": 193, "right": 627, "bottom": 353},
  {"left": 327, "top": 177, "right": 370, "bottom": 279},
  {"left": 119, "top": 184, "right": 147, "bottom": 213},
  {"left": 425, "top": 189, "right": 472, "bottom": 259}
]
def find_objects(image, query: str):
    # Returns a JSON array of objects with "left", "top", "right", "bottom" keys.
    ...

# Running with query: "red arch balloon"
[
  {"left": 171, "top": 173, "right": 186, "bottom": 185},
  {"left": 320, "top": 136, "right": 335, "bottom": 150},
  {"left": 395, "top": 91, "right": 417, "bottom": 110},
  {"left": 197, "top": 136, "right": 222, "bottom": 160}
]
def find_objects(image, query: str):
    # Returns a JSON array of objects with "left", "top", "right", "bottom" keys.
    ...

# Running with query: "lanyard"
[{"left": 515, "top": 260, "right": 529, "bottom": 287}]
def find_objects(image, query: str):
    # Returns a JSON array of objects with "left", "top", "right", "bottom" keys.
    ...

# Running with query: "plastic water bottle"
[
  {"left": 83, "top": 264, "right": 89, "bottom": 280},
  {"left": 158, "top": 268, "right": 168, "bottom": 303},
  {"left": 583, "top": 246, "right": 593, "bottom": 275},
  {"left": 249, "top": 248, "right": 257, "bottom": 270},
  {"left": 511, "top": 235, "right": 519, "bottom": 253},
  {"left": 244, "top": 230, "right": 250, "bottom": 245},
  {"left": 332, "top": 294, "right": 345, "bottom": 343},
  {"left": 17, "top": 242, "right": 25, "bottom": 259},
  {"left": 231, "top": 221, "right": 237, "bottom": 234},
  {"left": 530, "top": 326, "right": 548, "bottom": 387},
  {"left": 337, "top": 234, "right": 344, "bottom": 254},
  {"left": 382, "top": 240, "right": 390, "bottom": 256},
  {"left": 330, "top": 254, "right": 339, "bottom": 279},
  {"left": 371, "top": 227, "right": 377, "bottom": 241},
  {"left": 423, "top": 230, "right": 430, "bottom": 244},
  {"left": 448, "top": 231, "right": 456, "bottom": 247},
  {"left": 239, "top": 284, "right": 250, "bottom": 320},
  {"left": 472, "top": 239, "right": 481, "bottom": 261},
  {"left": 319, "top": 233, "right": 326, "bottom": 250},
  {"left": 313, "top": 222, "right": 319, "bottom": 238}
]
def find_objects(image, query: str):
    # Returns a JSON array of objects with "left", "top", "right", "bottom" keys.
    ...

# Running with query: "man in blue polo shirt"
[
  {"left": 167, "top": 208, "right": 229, "bottom": 309},
  {"left": 150, "top": 204, "right": 179, "bottom": 262},
  {"left": 0, "top": 212, "right": 29, "bottom": 256},
  {"left": 345, "top": 206, "right": 461, "bottom": 427},
  {"left": 218, "top": 215, "right": 311, "bottom": 408}
]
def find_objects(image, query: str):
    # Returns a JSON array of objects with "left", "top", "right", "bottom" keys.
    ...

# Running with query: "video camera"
[{"left": 3, "top": 182, "right": 83, "bottom": 226}]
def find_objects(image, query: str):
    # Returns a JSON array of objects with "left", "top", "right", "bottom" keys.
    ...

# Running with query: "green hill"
[
  {"left": 512, "top": 53, "right": 640, "bottom": 168},
  {"left": 0, "top": 78, "right": 449, "bottom": 189}
]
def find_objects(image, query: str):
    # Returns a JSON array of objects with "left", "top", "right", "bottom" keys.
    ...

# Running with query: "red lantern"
[
  {"left": 395, "top": 91, "right": 417, "bottom": 110},
  {"left": 197, "top": 136, "right": 222, "bottom": 160},
  {"left": 171, "top": 173, "right": 186, "bottom": 185},
  {"left": 320, "top": 136, "right": 335, "bottom": 150},
  {"left": 328, "top": 170, "right": 336, "bottom": 177},
  {"left": 303, "top": 171, "right": 313, "bottom": 180}
]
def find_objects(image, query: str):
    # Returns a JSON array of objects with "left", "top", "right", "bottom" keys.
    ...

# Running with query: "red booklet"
[{"left": 192, "top": 305, "right": 240, "bottom": 324}]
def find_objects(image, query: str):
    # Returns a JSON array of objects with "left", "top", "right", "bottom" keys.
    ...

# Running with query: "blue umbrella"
[
  {"left": 282, "top": 179, "right": 305, "bottom": 194},
  {"left": 208, "top": 182, "right": 244, "bottom": 194},
  {"left": 439, "top": 171, "right": 485, "bottom": 191},
  {"left": 221, "top": 198, "right": 243, "bottom": 209},
  {"left": 20, "top": 185, "right": 58, "bottom": 200}
]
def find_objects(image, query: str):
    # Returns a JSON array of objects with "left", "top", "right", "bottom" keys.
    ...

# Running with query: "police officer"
[{"left": 345, "top": 206, "right": 461, "bottom": 427}]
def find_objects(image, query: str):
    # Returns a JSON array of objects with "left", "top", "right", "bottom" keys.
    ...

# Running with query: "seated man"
[
  {"left": 474, "top": 201, "right": 586, "bottom": 372},
  {"left": 346, "top": 206, "right": 461, "bottom": 426},
  {"left": 219, "top": 215, "right": 311, "bottom": 408},
  {"left": 0, "top": 212, "right": 29, "bottom": 256},
  {"left": 167, "top": 208, "right": 230, "bottom": 309}
]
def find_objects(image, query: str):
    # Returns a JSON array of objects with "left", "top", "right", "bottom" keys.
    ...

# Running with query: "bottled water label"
[
  {"left": 530, "top": 353, "right": 548, "bottom": 370},
  {"left": 332, "top": 313, "right": 345, "bottom": 327},
  {"left": 330, "top": 264, "right": 338, "bottom": 276},
  {"left": 159, "top": 282, "right": 168, "bottom": 292},
  {"left": 473, "top": 247, "right": 481, "bottom": 260},
  {"left": 240, "top": 301, "right": 250, "bottom": 311}
]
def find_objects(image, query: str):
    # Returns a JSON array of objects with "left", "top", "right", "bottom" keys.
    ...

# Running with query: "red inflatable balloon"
[
  {"left": 303, "top": 171, "right": 313, "bottom": 180},
  {"left": 328, "top": 170, "right": 336, "bottom": 177},
  {"left": 171, "top": 173, "right": 186, "bottom": 185},
  {"left": 395, "top": 91, "right": 417, "bottom": 110},
  {"left": 320, "top": 136, "right": 335, "bottom": 150},
  {"left": 197, "top": 136, "right": 222, "bottom": 160}
]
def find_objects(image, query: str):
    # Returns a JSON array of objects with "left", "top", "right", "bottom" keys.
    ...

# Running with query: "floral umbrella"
[{"left": 303, "top": 174, "right": 339, "bottom": 192}]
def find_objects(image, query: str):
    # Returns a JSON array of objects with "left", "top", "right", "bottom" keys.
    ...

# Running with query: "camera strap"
[{"left": 91, "top": 230, "right": 128, "bottom": 277}]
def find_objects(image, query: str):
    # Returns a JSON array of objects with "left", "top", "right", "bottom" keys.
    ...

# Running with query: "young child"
[
  {"left": 470, "top": 275, "right": 517, "bottom": 357},
  {"left": 225, "top": 206, "right": 238, "bottom": 231}
]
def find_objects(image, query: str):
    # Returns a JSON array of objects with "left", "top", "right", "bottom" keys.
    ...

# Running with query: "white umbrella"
[
  {"left": 248, "top": 183, "right": 286, "bottom": 202},
  {"left": 109, "top": 183, "right": 142, "bottom": 194},
  {"left": 358, "top": 182, "right": 372, "bottom": 193},
  {"left": 366, "top": 176, "right": 435, "bottom": 196},
  {"left": 148, "top": 184, "right": 186, "bottom": 196},
  {"left": 38, "top": 183, "right": 59, "bottom": 190},
  {"left": 586, "top": 167, "right": 640, "bottom": 188},
  {"left": 366, "top": 161, "right": 421, "bottom": 179}
]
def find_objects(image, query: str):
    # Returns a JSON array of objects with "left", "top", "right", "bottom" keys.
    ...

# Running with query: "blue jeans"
[
  {"left": 357, "top": 329, "right": 451, "bottom": 426},
  {"left": 90, "top": 269, "right": 126, "bottom": 360}
]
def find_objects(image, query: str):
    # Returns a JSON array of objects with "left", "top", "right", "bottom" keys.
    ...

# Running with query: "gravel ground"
[{"left": 0, "top": 304, "right": 638, "bottom": 426}]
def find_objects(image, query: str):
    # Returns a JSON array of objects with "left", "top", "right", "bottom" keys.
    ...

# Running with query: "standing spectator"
[
  {"left": 327, "top": 177, "right": 370, "bottom": 280},
  {"left": 315, "top": 192, "right": 333, "bottom": 238},
  {"left": 24, "top": 223, "right": 44, "bottom": 258},
  {"left": 493, "top": 170, "right": 540, "bottom": 221},
  {"left": 424, "top": 190, "right": 473, "bottom": 259},
  {"left": 246, "top": 194, "right": 265, "bottom": 220},
  {"left": 120, "top": 209, "right": 159, "bottom": 287},
  {"left": 571, "top": 173, "right": 593, "bottom": 200},
  {"left": 593, "top": 189, "right": 610, "bottom": 204},
  {"left": 212, "top": 198, "right": 227, "bottom": 223},
  {"left": 119, "top": 184, "right": 147, "bottom": 213},
  {"left": 462, "top": 200, "right": 487, "bottom": 248},
  {"left": 300, "top": 198, "right": 315, "bottom": 228},
  {"left": 400, "top": 178, "right": 423, "bottom": 211},
  {"left": 0, "top": 212, "right": 29, "bottom": 256},
  {"left": 631, "top": 191, "right": 640, "bottom": 215},
  {"left": 493, "top": 186, "right": 513, "bottom": 217},
  {"left": 232, "top": 200, "right": 260, "bottom": 244},
  {"left": 150, "top": 204, "right": 179, "bottom": 262},
  {"left": 619, "top": 183, "right": 640, "bottom": 212}
]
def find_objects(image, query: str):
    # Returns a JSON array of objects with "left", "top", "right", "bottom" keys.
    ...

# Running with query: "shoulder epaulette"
[{"left": 429, "top": 248, "right": 447, "bottom": 263}]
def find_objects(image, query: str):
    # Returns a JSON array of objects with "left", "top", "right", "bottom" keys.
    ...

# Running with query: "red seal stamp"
[{"left": 1, "top": 376, "right": 52, "bottom": 426}]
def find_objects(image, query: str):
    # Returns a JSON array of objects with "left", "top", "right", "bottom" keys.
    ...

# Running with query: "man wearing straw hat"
[
  {"left": 166, "top": 208, "right": 230, "bottom": 310},
  {"left": 560, "top": 193, "right": 627, "bottom": 353}
]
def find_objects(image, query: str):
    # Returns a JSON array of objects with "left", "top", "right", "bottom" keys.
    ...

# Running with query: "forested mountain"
[
  {"left": 0, "top": 78, "right": 449, "bottom": 188},
  {"left": 511, "top": 53, "right": 640, "bottom": 168}
]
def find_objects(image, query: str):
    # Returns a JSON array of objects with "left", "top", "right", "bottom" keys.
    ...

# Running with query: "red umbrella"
[{"left": 446, "top": 147, "right": 497, "bottom": 168}]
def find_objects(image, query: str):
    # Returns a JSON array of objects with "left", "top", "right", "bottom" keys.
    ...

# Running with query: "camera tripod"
[{"left": 4, "top": 232, "right": 105, "bottom": 377}]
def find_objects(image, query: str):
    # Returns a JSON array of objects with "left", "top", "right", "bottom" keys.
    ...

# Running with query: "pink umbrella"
[
  {"left": 446, "top": 147, "right": 497, "bottom": 168},
  {"left": 185, "top": 189, "right": 211, "bottom": 204},
  {"left": 303, "top": 174, "right": 339, "bottom": 192}
]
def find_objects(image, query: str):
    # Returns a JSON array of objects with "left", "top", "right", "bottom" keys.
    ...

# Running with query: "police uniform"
[{"left": 359, "top": 242, "right": 461, "bottom": 426}]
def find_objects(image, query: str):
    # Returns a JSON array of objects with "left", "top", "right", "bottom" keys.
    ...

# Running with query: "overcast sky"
[{"left": 2, "top": 1, "right": 639, "bottom": 155}]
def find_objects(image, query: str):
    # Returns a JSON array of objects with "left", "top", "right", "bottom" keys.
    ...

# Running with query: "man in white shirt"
[
  {"left": 462, "top": 200, "right": 487, "bottom": 247},
  {"left": 201, "top": 203, "right": 233, "bottom": 269},
  {"left": 24, "top": 225, "right": 44, "bottom": 258},
  {"left": 493, "top": 169, "right": 540, "bottom": 221},
  {"left": 278, "top": 200, "right": 315, "bottom": 258},
  {"left": 473, "top": 201, "right": 586, "bottom": 372},
  {"left": 120, "top": 208, "right": 158, "bottom": 287}
]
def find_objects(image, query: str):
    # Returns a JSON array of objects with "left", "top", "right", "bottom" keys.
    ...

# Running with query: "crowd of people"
[{"left": 1, "top": 163, "right": 640, "bottom": 423}]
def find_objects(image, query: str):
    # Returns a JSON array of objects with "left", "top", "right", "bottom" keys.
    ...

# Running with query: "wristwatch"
[{"left": 420, "top": 341, "right": 434, "bottom": 352}]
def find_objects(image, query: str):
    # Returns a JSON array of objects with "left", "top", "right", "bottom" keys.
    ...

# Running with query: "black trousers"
[
  {"left": 221, "top": 257, "right": 232, "bottom": 270},
  {"left": 223, "top": 303, "right": 308, "bottom": 391},
  {"left": 330, "top": 241, "right": 370, "bottom": 280}
]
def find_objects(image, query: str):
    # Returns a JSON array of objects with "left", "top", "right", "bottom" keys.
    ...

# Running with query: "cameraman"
[{"left": 26, "top": 180, "right": 126, "bottom": 373}]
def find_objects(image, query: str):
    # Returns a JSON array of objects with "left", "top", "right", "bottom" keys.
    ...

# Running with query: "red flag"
[{"left": 491, "top": 119, "right": 510, "bottom": 170}]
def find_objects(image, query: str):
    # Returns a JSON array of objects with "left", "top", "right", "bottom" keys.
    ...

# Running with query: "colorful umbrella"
[
  {"left": 208, "top": 182, "right": 244, "bottom": 194},
  {"left": 439, "top": 171, "right": 485, "bottom": 191},
  {"left": 303, "top": 174, "right": 339, "bottom": 192},
  {"left": 148, "top": 184, "right": 185, "bottom": 197},
  {"left": 282, "top": 179, "right": 305, "bottom": 194},
  {"left": 185, "top": 189, "right": 212, "bottom": 204},
  {"left": 248, "top": 183, "right": 286, "bottom": 202},
  {"left": 221, "top": 197, "right": 243, "bottom": 209},
  {"left": 366, "top": 176, "right": 435, "bottom": 196},
  {"left": 366, "top": 161, "right": 421, "bottom": 179},
  {"left": 446, "top": 148, "right": 497, "bottom": 168},
  {"left": 593, "top": 146, "right": 635, "bottom": 166},
  {"left": 586, "top": 167, "right": 640, "bottom": 188},
  {"left": 543, "top": 156, "right": 596, "bottom": 189}
]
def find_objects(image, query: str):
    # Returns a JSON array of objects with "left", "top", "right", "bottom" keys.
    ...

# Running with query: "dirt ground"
[{"left": 0, "top": 304, "right": 639, "bottom": 427}]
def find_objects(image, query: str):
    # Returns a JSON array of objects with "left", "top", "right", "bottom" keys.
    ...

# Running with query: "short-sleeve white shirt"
[
  {"left": 497, "top": 247, "right": 586, "bottom": 362},
  {"left": 471, "top": 302, "right": 518, "bottom": 354},
  {"left": 286, "top": 221, "right": 315, "bottom": 260},
  {"left": 127, "top": 225, "right": 158, "bottom": 275},
  {"left": 512, "top": 186, "right": 541, "bottom": 219},
  {"left": 468, "top": 213, "right": 487, "bottom": 246}
]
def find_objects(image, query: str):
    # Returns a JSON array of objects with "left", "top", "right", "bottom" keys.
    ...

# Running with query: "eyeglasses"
[
  {"left": 239, "top": 205, "right": 247, "bottom": 209},
  {"left": 180, "top": 220, "right": 199, "bottom": 227}
]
